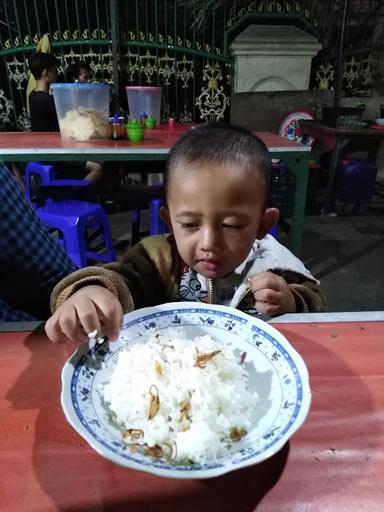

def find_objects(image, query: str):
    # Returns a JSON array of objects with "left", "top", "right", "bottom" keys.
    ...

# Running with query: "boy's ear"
[
  {"left": 160, "top": 206, "right": 173, "bottom": 232},
  {"left": 257, "top": 207, "right": 280, "bottom": 239}
]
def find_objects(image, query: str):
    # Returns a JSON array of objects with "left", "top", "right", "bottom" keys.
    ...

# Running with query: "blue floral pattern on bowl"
[{"left": 61, "top": 302, "right": 311, "bottom": 479}]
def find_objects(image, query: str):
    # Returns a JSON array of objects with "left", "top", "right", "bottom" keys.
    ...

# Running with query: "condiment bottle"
[{"left": 111, "top": 114, "right": 121, "bottom": 140}]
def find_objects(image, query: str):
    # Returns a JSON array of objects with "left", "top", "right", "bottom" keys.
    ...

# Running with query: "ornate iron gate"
[
  {"left": 2, "top": 0, "right": 378, "bottom": 131},
  {"left": 0, "top": 0, "right": 234, "bottom": 130}
]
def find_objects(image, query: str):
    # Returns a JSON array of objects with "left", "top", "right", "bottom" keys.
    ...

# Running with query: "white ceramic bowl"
[{"left": 61, "top": 302, "right": 311, "bottom": 479}]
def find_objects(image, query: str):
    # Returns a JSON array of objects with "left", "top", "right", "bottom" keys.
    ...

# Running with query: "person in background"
[
  {"left": 45, "top": 123, "right": 326, "bottom": 343},
  {"left": 0, "top": 161, "right": 78, "bottom": 321},
  {"left": 28, "top": 52, "right": 59, "bottom": 132},
  {"left": 66, "top": 60, "right": 92, "bottom": 84},
  {"left": 28, "top": 52, "right": 104, "bottom": 185}
]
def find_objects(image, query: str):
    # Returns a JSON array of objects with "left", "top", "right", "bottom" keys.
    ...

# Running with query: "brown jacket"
[{"left": 51, "top": 234, "right": 327, "bottom": 314}]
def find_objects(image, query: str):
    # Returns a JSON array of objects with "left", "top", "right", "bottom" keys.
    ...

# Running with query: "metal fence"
[
  {"left": 1, "top": 0, "right": 235, "bottom": 130},
  {"left": 1, "top": 0, "right": 378, "bottom": 131}
]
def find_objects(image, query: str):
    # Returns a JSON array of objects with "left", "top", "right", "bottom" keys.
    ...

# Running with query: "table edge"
[
  {"left": 1, "top": 311, "right": 383, "bottom": 333},
  {"left": 270, "top": 311, "right": 384, "bottom": 323},
  {"left": 0, "top": 321, "right": 45, "bottom": 332}
]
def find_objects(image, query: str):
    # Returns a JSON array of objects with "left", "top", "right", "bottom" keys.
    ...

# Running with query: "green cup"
[
  {"left": 145, "top": 116, "right": 157, "bottom": 129},
  {"left": 126, "top": 121, "right": 145, "bottom": 143}
]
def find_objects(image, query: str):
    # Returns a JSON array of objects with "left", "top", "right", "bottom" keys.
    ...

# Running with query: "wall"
[
  {"left": 231, "top": 91, "right": 384, "bottom": 178},
  {"left": 230, "top": 90, "right": 335, "bottom": 132}
]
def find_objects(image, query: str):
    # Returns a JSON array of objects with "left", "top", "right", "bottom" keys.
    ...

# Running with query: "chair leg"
[
  {"left": 131, "top": 209, "right": 141, "bottom": 245},
  {"left": 93, "top": 210, "right": 117, "bottom": 262},
  {"left": 149, "top": 198, "right": 166, "bottom": 235},
  {"left": 37, "top": 202, "right": 116, "bottom": 267},
  {"left": 269, "top": 224, "right": 279, "bottom": 239},
  {"left": 42, "top": 217, "right": 87, "bottom": 267},
  {"left": 62, "top": 220, "right": 88, "bottom": 268}
]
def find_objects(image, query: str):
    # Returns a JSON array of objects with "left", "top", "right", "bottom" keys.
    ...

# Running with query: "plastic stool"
[
  {"left": 336, "top": 158, "right": 377, "bottom": 206},
  {"left": 131, "top": 196, "right": 167, "bottom": 245},
  {"left": 268, "top": 224, "right": 279, "bottom": 239},
  {"left": 36, "top": 200, "right": 116, "bottom": 267},
  {"left": 149, "top": 198, "right": 167, "bottom": 235},
  {"left": 101, "top": 182, "right": 165, "bottom": 244},
  {"left": 25, "top": 162, "right": 95, "bottom": 208}
]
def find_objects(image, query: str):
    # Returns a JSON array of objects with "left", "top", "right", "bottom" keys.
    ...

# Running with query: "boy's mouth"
[{"left": 198, "top": 259, "right": 220, "bottom": 272}]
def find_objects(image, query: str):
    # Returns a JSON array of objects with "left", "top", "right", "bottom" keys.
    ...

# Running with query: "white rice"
[{"left": 100, "top": 330, "right": 260, "bottom": 464}]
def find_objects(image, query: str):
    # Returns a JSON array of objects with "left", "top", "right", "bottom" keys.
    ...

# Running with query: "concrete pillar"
[{"left": 230, "top": 25, "right": 322, "bottom": 93}]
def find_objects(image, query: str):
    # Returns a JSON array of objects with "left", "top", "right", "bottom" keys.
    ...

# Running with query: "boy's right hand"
[{"left": 45, "top": 285, "right": 123, "bottom": 343}]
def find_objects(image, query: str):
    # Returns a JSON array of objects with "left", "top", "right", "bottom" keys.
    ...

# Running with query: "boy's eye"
[
  {"left": 222, "top": 223, "right": 242, "bottom": 230},
  {"left": 180, "top": 222, "right": 199, "bottom": 230}
]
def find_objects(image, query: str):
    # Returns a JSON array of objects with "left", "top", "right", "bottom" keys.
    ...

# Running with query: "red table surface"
[
  {"left": 0, "top": 128, "right": 307, "bottom": 152},
  {"left": 0, "top": 126, "right": 187, "bottom": 151},
  {"left": 1, "top": 321, "right": 383, "bottom": 511}
]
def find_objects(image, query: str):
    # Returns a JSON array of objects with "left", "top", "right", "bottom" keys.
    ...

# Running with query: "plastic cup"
[
  {"left": 51, "top": 83, "right": 111, "bottom": 141},
  {"left": 145, "top": 116, "right": 157, "bottom": 129},
  {"left": 126, "top": 122, "right": 145, "bottom": 143},
  {"left": 126, "top": 86, "right": 161, "bottom": 124}
]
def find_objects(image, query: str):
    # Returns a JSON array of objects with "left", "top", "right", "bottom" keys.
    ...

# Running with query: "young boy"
[
  {"left": 45, "top": 123, "right": 326, "bottom": 343},
  {"left": 66, "top": 60, "right": 92, "bottom": 84}
]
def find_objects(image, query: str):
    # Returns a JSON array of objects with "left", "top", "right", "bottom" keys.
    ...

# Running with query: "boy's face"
[
  {"left": 77, "top": 67, "right": 91, "bottom": 83},
  {"left": 161, "top": 161, "right": 279, "bottom": 279},
  {"left": 45, "top": 66, "right": 58, "bottom": 83}
]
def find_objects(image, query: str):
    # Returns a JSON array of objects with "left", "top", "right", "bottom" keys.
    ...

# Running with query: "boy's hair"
[
  {"left": 28, "top": 52, "right": 57, "bottom": 80},
  {"left": 66, "top": 60, "right": 91, "bottom": 82},
  {"left": 164, "top": 122, "right": 272, "bottom": 203}
]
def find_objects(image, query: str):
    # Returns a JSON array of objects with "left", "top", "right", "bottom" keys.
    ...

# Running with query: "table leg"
[
  {"left": 321, "top": 138, "right": 345, "bottom": 214},
  {"left": 283, "top": 153, "right": 310, "bottom": 256}
]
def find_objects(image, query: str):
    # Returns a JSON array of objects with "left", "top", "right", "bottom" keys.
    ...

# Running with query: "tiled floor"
[{"left": 300, "top": 212, "right": 384, "bottom": 312}]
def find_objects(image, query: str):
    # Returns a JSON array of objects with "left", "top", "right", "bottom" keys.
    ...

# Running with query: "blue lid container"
[{"left": 50, "top": 83, "right": 111, "bottom": 141}]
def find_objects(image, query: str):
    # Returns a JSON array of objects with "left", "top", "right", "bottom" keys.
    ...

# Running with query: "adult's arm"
[{"left": 0, "top": 162, "right": 78, "bottom": 320}]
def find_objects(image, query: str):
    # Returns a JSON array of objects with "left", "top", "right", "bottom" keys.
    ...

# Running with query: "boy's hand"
[
  {"left": 45, "top": 285, "right": 123, "bottom": 343},
  {"left": 248, "top": 271, "right": 296, "bottom": 316}
]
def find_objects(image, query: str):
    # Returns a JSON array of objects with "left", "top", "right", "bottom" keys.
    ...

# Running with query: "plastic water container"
[
  {"left": 126, "top": 86, "right": 161, "bottom": 124},
  {"left": 336, "top": 158, "right": 377, "bottom": 205},
  {"left": 51, "top": 83, "right": 111, "bottom": 141}
]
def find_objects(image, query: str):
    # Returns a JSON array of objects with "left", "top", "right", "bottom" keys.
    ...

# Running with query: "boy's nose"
[{"left": 200, "top": 226, "right": 220, "bottom": 251}]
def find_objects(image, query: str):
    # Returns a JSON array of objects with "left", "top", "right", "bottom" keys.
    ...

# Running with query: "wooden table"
[
  {"left": 1, "top": 312, "right": 383, "bottom": 511},
  {"left": 0, "top": 128, "right": 311, "bottom": 255},
  {"left": 299, "top": 119, "right": 384, "bottom": 212}
]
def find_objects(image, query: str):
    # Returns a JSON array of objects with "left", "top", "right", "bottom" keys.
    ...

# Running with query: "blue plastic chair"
[
  {"left": 36, "top": 199, "right": 116, "bottom": 267},
  {"left": 149, "top": 198, "right": 167, "bottom": 235},
  {"left": 269, "top": 224, "right": 279, "bottom": 239},
  {"left": 131, "top": 196, "right": 167, "bottom": 244},
  {"left": 107, "top": 186, "right": 167, "bottom": 244},
  {"left": 25, "top": 162, "right": 96, "bottom": 208}
]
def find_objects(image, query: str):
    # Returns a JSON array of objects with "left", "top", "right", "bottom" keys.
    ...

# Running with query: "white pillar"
[{"left": 230, "top": 25, "right": 322, "bottom": 93}]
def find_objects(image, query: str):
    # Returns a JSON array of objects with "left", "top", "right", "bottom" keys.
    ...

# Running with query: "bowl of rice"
[{"left": 61, "top": 302, "right": 311, "bottom": 479}]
